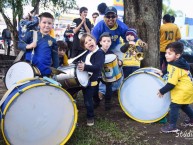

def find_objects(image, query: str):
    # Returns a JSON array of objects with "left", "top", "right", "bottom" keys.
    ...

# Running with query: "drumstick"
[{"left": 68, "top": 50, "right": 87, "bottom": 64}]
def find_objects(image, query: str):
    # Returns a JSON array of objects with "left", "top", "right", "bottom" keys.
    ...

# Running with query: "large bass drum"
[
  {"left": 0, "top": 78, "right": 78, "bottom": 145},
  {"left": 119, "top": 68, "right": 171, "bottom": 123}
]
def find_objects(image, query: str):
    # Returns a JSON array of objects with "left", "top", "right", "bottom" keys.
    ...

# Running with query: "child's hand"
[
  {"left": 77, "top": 61, "right": 85, "bottom": 71},
  {"left": 118, "top": 60, "right": 123, "bottom": 66},
  {"left": 157, "top": 91, "right": 163, "bottom": 98},
  {"left": 138, "top": 40, "right": 147, "bottom": 49},
  {"left": 129, "top": 41, "right": 135, "bottom": 45},
  {"left": 26, "top": 42, "right": 37, "bottom": 49}
]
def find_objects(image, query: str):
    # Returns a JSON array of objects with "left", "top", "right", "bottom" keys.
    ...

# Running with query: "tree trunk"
[{"left": 124, "top": 0, "right": 162, "bottom": 68}]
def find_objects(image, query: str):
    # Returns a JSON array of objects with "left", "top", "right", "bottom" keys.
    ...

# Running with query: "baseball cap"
[{"left": 105, "top": 6, "right": 117, "bottom": 15}]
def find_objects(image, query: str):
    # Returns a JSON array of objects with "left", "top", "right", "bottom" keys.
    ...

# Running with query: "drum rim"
[
  {"left": 4, "top": 61, "right": 38, "bottom": 89},
  {"left": 119, "top": 71, "right": 170, "bottom": 123},
  {"left": 104, "top": 54, "right": 117, "bottom": 64},
  {"left": 1, "top": 78, "right": 78, "bottom": 145},
  {"left": 75, "top": 67, "right": 89, "bottom": 87}
]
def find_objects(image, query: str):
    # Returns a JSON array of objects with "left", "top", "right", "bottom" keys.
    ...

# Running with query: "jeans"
[
  {"left": 99, "top": 76, "right": 123, "bottom": 95},
  {"left": 169, "top": 102, "right": 193, "bottom": 127},
  {"left": 82, "top": 85, "right": 97, "bottom": 119}
]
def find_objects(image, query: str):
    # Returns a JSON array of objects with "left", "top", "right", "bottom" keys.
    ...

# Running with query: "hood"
[{"left": 169, "top": 57, "right": 190, "bottom": 70}]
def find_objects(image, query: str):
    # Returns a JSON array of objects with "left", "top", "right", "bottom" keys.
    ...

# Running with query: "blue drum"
[{"left": 0, "top": 78, "right": 78, "bottom": 145}]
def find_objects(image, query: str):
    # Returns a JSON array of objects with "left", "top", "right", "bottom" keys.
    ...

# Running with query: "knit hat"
[{"left": 126, "top": 29, "right": 137, "bottom": 38}]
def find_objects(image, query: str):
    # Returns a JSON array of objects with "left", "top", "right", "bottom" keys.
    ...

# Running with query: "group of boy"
[{"left": 17, "top": 4, "right": 193, "bottom": 134}]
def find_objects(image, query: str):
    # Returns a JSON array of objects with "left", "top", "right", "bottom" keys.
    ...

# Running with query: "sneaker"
[
  {"left": 87, "top": 118, "right": 94, "bottom": 126},
  {"left": 161, "top": 124, "right": 179, "bottom": 133},
  {"left": 181, "top": 118, "right": 193, "bottom": 127}
]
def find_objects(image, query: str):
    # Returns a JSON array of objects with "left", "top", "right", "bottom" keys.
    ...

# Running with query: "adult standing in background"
[
  {"left": 91, "top": 12, "right": 99, "bottom": 29},
  {"left": 71, "top": 7, "right": 92, "bottom": 58},
  {"left": 94, "top": 3, "right": 107, "bottom": 26},
  {"left": 160, "top": 14, "right": 181, "bottom": 71},
  {"left": 2, "top": 27, "right": 11, "bottom": 55}
]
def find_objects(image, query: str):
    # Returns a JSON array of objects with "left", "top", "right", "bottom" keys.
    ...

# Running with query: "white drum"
[
  {"left": 54, "top": 64, "right": 89, "bottom": 89},
  {"left": 0, "top": 78, "right": 78, "bottom": 145},
  {"left": 119, "top": 69, "right": 171, "bottom": 123},
  {"left": 4, "top": 61, "right": 41, "bottom": 89}
]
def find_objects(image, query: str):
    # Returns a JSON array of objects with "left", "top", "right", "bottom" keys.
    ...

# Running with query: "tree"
[
  {"left": 0, "top": 0, "right": 77, "bottom": 56},
  {"left": 124, "top": 0, "right": 162, "bottom": 68}
]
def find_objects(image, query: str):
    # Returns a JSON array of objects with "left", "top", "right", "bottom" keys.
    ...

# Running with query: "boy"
[
  {"left": 57, "top": 41, "right": 68, "bottom": 66},
  {"left": 157, "top": 41, "right": 193, "bottom": 133},
  {"left": 77, "top": 33, "right": 105, "bottom": 126},
  {"left": 94, "top": 32, "right": 113, "bottom": 110},
  {"left": 120, "top": 28, "right": 146, "bottom": 78},
  {"left": 18, "top": 12, "right": 59, "bottom": 76}
]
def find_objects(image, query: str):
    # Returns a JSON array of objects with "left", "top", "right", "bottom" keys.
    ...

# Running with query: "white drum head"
[
  {"left": 5, "top": 62, "right": 35, "bottom": 89},
  {"left": 76, "top": 68, "right": 89, "bottom": 87},
  {"left": 3, "top": 85, "right": 77, "bottom": 145},
  {"left": 119, "top": 72, "right": 171, "bottom": 123},
  {"left": 105, "top": 54, "right": 116, "bottom": 63}
]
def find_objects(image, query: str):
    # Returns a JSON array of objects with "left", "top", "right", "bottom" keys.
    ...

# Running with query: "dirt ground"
[{"left": 0, "top": 79, "right": 193, "bottom": 145}]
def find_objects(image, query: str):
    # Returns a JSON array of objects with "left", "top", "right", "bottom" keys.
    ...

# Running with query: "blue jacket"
[
  {"left": 92, "top": 19, "right": 129, "bottom": 51},
  {"left": 18, "top": 31, "right": 59, "bottom": 76}
]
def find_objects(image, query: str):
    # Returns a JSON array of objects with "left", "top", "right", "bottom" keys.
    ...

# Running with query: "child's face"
[
  {"left": 58, "top": 49, "right": 66, "bottom": 57},
  {"left": 100, "top": 37, "right": 112, "bottom": 52},
  {"left": 126, "top": 34, "right": 135, "bottom": 41},
  {"left": 39, "top": 17, "right": 53, "bottom": 34},
  {"left": 165, "top": 48, "right": 180, "bottom": 62},
  {"left": 84, "top": 36, "right": 97, "bottom": 52}
]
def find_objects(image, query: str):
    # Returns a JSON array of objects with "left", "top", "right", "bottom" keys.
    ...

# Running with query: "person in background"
[
  {"left": 120, "top": 28, "right": 147, "bottom": 78},
  {"left": 2, "top": 27, "right": 11, "bottom": 55},
  {"left": 71, "top": 7, "right": 92, "bottom": 58},
  {"left": 77, "top": 33, "right": 105, "bottom": 126},
  {"left": 18, "top": 12, "right": 59, "bottom": 76},
  {"left": 160, "top": 14, "right": 181, "bottom": 71},
  {"left": 91, "top": 12, "right": 99, "bottom": 29},
  {"left": 170, "top": 16, "right": 175, "bottom": 23},
  {"left": 64, "top": 24, "right": 74, "bottom": 58},
  {"left": 57, "top": 40, "right": 68, "bottom": 66},
  {"left": 157, "top": 41, "right": 193, "bottom": 133},
  {"left": 94, "top": 2, "right": 107, "bottom": 26}
]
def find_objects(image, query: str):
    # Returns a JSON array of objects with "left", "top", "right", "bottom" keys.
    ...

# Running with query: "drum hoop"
[
  {"left": 119, "top": 71, "right": 169, "bottom": 123},
  {"left": 104, "top": 54, "right": 117, "bottom": 64},
  {"left": 1, "top": 79, "right": 78, "bottom": 145},
  {"left": 75, "top": 67, "right": 89, "bottom": 87}
]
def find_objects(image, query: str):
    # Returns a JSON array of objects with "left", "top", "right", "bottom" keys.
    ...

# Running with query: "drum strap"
[{"left": 14, "top": 31, "right": 38, "bottom": 63}]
